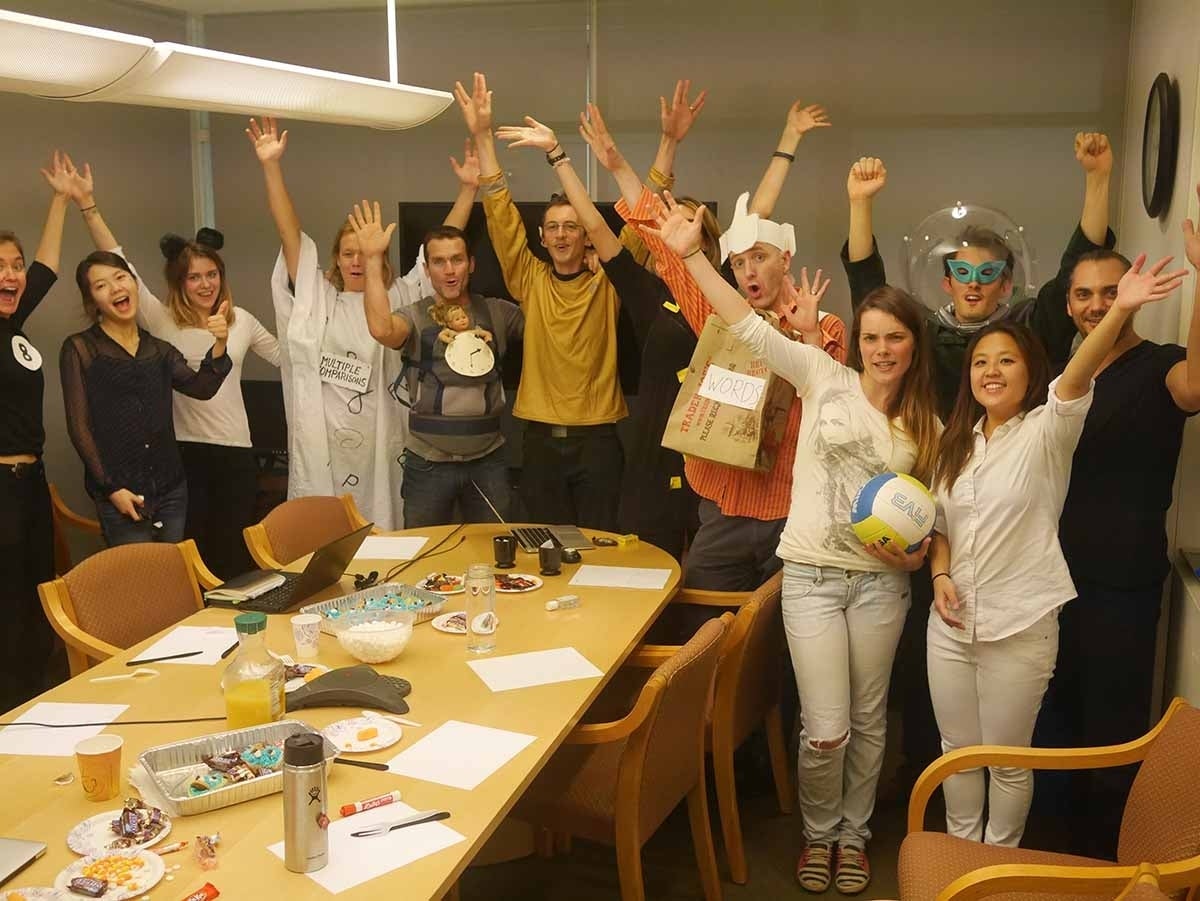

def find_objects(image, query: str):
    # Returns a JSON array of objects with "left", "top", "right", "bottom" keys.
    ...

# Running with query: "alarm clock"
[{"left": 444, "top": 332, "right": 495, "bottom": 377}]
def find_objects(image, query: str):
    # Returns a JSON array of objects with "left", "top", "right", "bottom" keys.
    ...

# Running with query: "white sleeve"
[
  {"left": 725, "top": 310, "right": 843, "bottom": 397},
  {"left": 242, "top": 308, "right": 282, "bottom": 368},
  {"left": 397, "top": 246, "right": 431, "bottom": 301},
  {"left": 113, "top": 245, "right": 172, "bottom": 337},
  {"left": 1041, "top": 375, "right": 1094, "bottom": 462}
]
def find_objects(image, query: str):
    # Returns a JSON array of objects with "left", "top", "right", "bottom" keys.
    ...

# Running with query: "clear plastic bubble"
[{"left": 900, "top": 202, "right": 1038, "bottom": 313}]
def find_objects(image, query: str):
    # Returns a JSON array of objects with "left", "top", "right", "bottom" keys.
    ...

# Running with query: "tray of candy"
[
  {"left": 138, "top": 719, "right": 337, "bottom": 816},
  {"left": 300, "top": 582, "right": 446, "bottom": 634}
]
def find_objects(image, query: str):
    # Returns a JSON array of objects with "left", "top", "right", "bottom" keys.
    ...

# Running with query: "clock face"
[{"left": 443, "top": 332, "right": 495, "bottom": 377}]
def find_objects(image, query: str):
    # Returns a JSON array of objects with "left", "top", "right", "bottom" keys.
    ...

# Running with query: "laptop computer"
[
  {"left": 467, "top": 478, "right": 595, "bottom": 553},
  {"left": 0, "top": 837, "right": 46, "bottom": 886},
  {"left": 205, "top": 523, "right": 373, "bottom": 614}
]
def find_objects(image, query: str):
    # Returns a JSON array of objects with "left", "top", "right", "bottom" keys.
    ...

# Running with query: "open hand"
[
  {"left": 453, "top": 72, "right": 493, "bottom": 136},
  {"left": 40, "top": 150, "right": 74, "bottom": 197},
  {"left": 246, "top": 117, "right": 288, "bottom": 162},
  {"left": 348, "top": 200, "right": 397, "bottom": 260},
  {"left": 449, "top": 138, "right": 480, "bottom": 188},
  {"left": 1115, "top": 252, "right": 1188, "bottom": 312},
  {"left": 660, "top": 79, "right": 707, "bottom": 143},
  {"left": 579, "top": 103, "right": 625, "bottom": 172},
  {"left": 863, "top": 536, "right": 930, "bottom": 573},
  {"left": 495, "top": 116, "right": 559, "bottom": 153},
  {"left": 933, "top": 573, "right": 964, "bottom": 629},
  {"left": 786, "top": 101, "right": 831, "bottom": 138},
  {"left": 1075, "top": 132, "right": 1113, "bottom": 177},
  {"left": 848, "top": 157, "right": 887, "bottom": 202},
  {"left": 109, "top": 489, "right": 144, "bottom": 522},
  {"left": 1182, "top": 184, "right": 1200, "bottom": 269},
  {"left": 781, "top": 267, "right": 830, "bottom": 336},
  {"left": 644, "top": 191, "right": 704, "bottom": 259}
]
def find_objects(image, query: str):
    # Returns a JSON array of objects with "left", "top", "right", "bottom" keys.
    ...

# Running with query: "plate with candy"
[
  {"left": 54, "top": 849, "right": 164, "bottom": 900},
  {"left": 416, "top": 572, "right": 465, "bottom": 595},
  {"left": 3, "top": 889, "right": 70, "bottom": 900},
  {"left": 322, "top": 716, "right": 402, "bottom": 753},
  {"left": 494, "top": 572, "right": 543, "bottom": 593},
  {"left": 283, "top": 662, "right": 330, "bottom": 693},
  {"left": 184, "top": 742, "right": 285, "bottom": 796},
  {"left": 67, "top": 799, "right": 171, "bottom": 856},
  {"left": 431, "top": 611, "right": 468, "bottom": 634}
]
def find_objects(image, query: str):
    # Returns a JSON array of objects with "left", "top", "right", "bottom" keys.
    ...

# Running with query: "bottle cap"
[
  {"left": 284, "top": 732, "right": 325, "bottom": 767},
  {"left": 234, "top": 611, "right": 267, "bottom": 635}
]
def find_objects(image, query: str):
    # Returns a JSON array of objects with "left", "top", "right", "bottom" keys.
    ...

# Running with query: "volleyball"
[{"left": 850, "top": 472, "right": 936, "bottom": 553}]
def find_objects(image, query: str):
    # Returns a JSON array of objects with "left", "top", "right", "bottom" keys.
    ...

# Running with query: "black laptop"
[{"left": 205, "top": 523, "right": 372, "bottom": 614}]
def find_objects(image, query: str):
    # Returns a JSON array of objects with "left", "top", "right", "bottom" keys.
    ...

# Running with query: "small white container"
[{"left": 330, "top": 609, "right": 414, "bottom": 664}]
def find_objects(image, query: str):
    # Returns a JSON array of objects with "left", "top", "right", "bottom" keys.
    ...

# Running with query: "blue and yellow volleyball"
[{"left": 850, "top": 472, "right": 935, "bottom": 553}]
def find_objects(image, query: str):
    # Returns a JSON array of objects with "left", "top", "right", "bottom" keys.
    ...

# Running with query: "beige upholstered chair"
[
  {"left": 515, "top": 616, "right": 731, "bottom": 901},
  {"left": 1115, "top": 863, "right": 1172, "bottom": 900},
  {"left": 38, "top": 539, "right": 220, "bottom": 676},
  {"left": 898, "top": 698, "right": 1200, "bottom": 900},
  {"left": 243, "top": 493, "right": 370, "bottom": 569},
  {"left": 48, "top": 482, "right": 102, "bottom": 575}
]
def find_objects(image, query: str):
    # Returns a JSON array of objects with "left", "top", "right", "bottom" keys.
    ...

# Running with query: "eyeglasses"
[
  {"left": 946, "top": 259, "right": 1008, "bottom": 285},
  {"left": 542, "top": 222, "right": 581, "bottom": 236}
]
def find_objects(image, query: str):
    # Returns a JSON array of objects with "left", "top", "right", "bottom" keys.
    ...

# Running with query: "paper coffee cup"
[
  {"left": 290, "top": 613, "right": 322, "bottom": 659},
  {"left": 75, "top": 734, "right": 123, "bottom": 802}
]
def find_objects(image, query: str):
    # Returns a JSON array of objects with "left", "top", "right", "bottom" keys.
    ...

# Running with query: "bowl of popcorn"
[{"left": 329, "top": 608, "right": 414, "bottom": 664}]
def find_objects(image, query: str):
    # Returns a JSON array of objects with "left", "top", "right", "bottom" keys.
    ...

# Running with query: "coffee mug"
[
  {"left": 538, "top": 543, "right": 562, "bottom": 576},
  {"left": 493, "top": 535, "right": 517, "bottom": 569},
  {"left": 76, "top": 734, "right": 123, "bottom": 802}
]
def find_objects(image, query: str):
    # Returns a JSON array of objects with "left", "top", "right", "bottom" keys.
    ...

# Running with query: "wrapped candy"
[
  {"left": 68, "top": 877, "right": 108, "bottom": 897},
  {"left": 194, "top": 833, "right": 220, "bottom": 871}
]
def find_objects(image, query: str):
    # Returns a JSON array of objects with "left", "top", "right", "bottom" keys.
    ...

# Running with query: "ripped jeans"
[{"left": 782, "top": 561, "right": 910, "bottom": 845}]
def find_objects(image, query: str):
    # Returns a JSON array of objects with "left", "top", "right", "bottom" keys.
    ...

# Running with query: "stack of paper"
[{"left": 387, "top": 720, "right": 536, "bottom": 790}]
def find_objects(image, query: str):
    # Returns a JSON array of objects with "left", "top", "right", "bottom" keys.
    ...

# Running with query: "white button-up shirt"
[{"left": 933, "top": 377, "right": 1093, "bottom": 642}]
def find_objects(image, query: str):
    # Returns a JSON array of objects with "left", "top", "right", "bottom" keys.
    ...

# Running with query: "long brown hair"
[
  {"left": 932, "top": 320, "right": 1050, "bottom": 491},
  {"left": 327, "top": 221, "right": 393, "bottom": 290},
  {"left": 850, "top": 286, "right": 940, "bottom": 484},
  {"left": 164, "top": 242, "right": 234, "bottom": 328}
]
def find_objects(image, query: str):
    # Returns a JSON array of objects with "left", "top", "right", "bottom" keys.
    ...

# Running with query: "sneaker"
[
  {"left": 834, "top": 844, "right": 871, "bottom": 895},
  {"left": 795, "top": 840, "right": 833, "bottom": 892}
]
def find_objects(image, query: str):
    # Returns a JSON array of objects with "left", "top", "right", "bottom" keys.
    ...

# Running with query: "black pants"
[
  {"left": 1035, "top": 578, "right": 1162, "bottom": 858},
  {"left": 179, "top": 442, "right": 257, "bottom": 580},
  {"left": 519, "top": 423, "right": 623, "bottom": 532},
  {"left": 0, "top": 462, "right": 57, "bottom": 712}
]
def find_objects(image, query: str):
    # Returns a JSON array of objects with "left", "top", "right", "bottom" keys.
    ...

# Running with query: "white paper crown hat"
[{"left": 718, "top": 192, "right": 796, "bottom": 263}]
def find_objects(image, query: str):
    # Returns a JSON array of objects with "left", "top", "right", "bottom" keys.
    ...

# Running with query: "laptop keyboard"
[
  {"left": 511, "top": 526, "right": 555, "bottom": 553},
  {"left": 212, "top": 574, "right": 300, "bottom": 613}
]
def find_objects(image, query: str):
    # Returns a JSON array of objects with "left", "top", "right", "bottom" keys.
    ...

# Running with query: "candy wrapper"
[
  {"left": 194, "top": 833, "right": 220, "bottom": 871},
  {"left": 179, "top": 883, "right": 220, "bottom": 901},
  {"left": 201, "top": 752, "right": 243, "bottom": 774},
  {"left": 108, "top": 797, "right": 169, "bottom": 848},
  {"left": 68, "top": 876, "right": 108, "bottom": 897}
]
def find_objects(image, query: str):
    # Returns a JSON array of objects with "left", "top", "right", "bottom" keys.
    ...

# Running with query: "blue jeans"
[
  {"left": 95, "top": 481, "right": 188, "bottom": 547},
  {"left": 782, "top": 561, "right": 910, "bottom": 845},
  {"left": 401, "top": 446, "right": 512, "bottom": 528}
]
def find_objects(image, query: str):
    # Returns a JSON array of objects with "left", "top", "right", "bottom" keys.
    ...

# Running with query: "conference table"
[{"left": 0, "top": 524, "right": 681, "bottom": 900}]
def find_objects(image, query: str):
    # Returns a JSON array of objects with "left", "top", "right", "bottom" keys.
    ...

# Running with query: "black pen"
[
  {"left": 126, "top": 650, "right": 203, "bottom": 666},
  {"left": 219, "top": 640, "right": 240, "bottom": 660}
]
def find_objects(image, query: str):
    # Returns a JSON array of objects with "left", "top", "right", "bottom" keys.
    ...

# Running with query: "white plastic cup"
[{"left": 290, "top": 613, "right": 323, "bottom": 659}]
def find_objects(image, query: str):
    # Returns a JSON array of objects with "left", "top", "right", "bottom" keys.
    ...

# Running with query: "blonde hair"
[
  {"left": 429, "top": 302, "right": 468, "bottom": 328},
  {"left": 326, "top": 221, "right": 393, "bottom": 290},
  {"left": 676, "top": 196, "right": 722, "bottom": 268},
  {"left": 164, "top": 243, "right": 234, "bottom": 329}
]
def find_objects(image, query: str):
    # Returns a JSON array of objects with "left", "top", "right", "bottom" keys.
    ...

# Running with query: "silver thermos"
[{"left": 282, "top": 732, "right": 329, "bottom": 873}]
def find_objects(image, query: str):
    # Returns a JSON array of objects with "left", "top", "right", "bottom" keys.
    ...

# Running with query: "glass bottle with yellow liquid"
[{"left": 223, "top": 612, "right": 285, "bottom": 729}]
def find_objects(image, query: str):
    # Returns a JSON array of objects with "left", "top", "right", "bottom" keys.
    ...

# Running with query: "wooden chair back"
[{"left": 244, "top": 494, "right": 370, "bottom": 569}]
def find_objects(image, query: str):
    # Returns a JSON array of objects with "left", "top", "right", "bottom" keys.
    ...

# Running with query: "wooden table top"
[{"left": 0, "top": 524, "right": 680, "bottom": 900}]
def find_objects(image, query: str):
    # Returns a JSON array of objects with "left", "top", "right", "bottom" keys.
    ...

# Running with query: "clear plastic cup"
[{"left": 465, "top": 563, "right": 497, "bottom": 654}]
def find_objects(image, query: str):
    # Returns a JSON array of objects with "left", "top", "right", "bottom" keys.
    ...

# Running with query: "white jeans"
[
  {"left": 926, "top": 610, "right": 1059, "bottom": 846},
  {"left": 782, "top": 561, "right": 910, "bottom": 845}
]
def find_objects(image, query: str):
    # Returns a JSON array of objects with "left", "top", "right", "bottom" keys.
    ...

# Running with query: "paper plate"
[
  {"left": 67, "top": 808, "right": 171, "bottom": 856},
  {"left": 54, "top": 849, "right": 165, "bottom": 900},
  {"left": 416, "top": 573, "right": 465, "bottom": 595},
  {"left": 494, "top": 572, "right": 543, "bottom": 593},
  {"left": 431, "top": 611, "right": 468, "bottom": 634},
  {"left": 1, "top": 889, "right": 70, "bottom": 900},
  {"left": 284, "top": 663, "right": 330, "bottom": 693},
  {"left": 323, "top": 716, "right": 402, "bottom": 754}
]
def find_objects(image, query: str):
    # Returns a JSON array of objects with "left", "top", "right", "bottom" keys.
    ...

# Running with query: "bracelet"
[
  {"left": 681, "top": 247, "right": 703, "bottom": 260},
  {"left": 546, "top": 148, "right": 568, "bottom": 167},
  {"left": 931, "top": 571, "right": 951, "bottom": 583},
  {"left": 772, "top": 151, "right": 796, "bottom": 163},
  {"left": 79, "top": 204, "right": 97, "bottom": 213},
  {"left": 550, "top": 155, "right": 571, "bottom": 168}
]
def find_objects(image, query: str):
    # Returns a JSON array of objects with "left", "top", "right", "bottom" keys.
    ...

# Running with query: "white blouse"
[{"left": 933, "top": 376, "right": 1093, "bottom": 642}]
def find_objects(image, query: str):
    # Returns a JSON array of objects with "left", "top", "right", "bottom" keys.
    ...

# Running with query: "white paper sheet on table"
[
  {"left": 267, "top": 800, "right": 464, "bottom": 894},
  {"left": 131, "top": 625, "right": 237, "bottom": 666},
  {"left": 568, "top": 564, "right": 672, "bottom": 590},
  {"left": 467, "top": 647, "right": 602, "bottom": 692},
  {"left": 354, "top": 535, "right": 428, "bottom": 561},
  {"left": 0, "top": 702, "right": 128, "bottom": 757},
  {"left": 387, "top": 720, "right": 536, "bottom": 790}
]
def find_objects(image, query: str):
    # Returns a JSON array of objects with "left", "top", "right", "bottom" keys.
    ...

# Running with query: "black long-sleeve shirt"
[
  {"left": 0, "top": 261, "right": 57, "bottom": 456},
  {"left": 60, "top": 324, "right": 231, "bottom": 502}
]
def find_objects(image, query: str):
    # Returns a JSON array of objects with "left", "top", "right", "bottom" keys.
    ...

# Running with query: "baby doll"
[{"left": 430, "top": 303, "right": 493, "bottom": 346}]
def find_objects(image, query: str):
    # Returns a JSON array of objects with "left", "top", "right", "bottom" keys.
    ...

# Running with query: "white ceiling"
[{"left": 129, "top": 0, "right": 543, "bottom": 13}]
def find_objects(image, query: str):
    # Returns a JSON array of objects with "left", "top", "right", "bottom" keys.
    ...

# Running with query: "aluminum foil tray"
[
  {"left": 138, "top": 719, "right": 337, "bottom": 816},
  {"left": 300, "top": 581, "right": 445, "bottom": 634}
]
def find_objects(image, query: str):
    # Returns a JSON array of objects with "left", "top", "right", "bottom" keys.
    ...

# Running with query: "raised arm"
[
  {"left": 350, "top": 200, "right": 412, "bottom": 350},
  {"left": 1076, "top": 132, "right": 1113, "bottom": 247},
  {"left": 444, "top": 138, "right": 479, "bottom": 230},
  {"left": 749, "top": 99, "right": 830, "bottom": 217},
  {"left": 1166, "top": 188, "right": 1200, "bottom": 412},
  {"left": 1058, "top": 253, "right": 1187, "bottom": 400},
  {"left": 496, "top": 116, "right": 622, "bottom": 262},
  {"left": 650, "top": 79, "right": 707, "bottom": 193},
  {"left": 579, "top": 103, "right": 644, "bottom": 209},
  {"left": 847, "top": 156, "right": 887, "bottom": 265},
  {"left": 33, "top": 151, "right": 73, "bottom": 273},
  {"left": 246, "top": 117, "right": 301, "bottom": 284},
  {"left": 60, "top": 156, "right": 117, "bottom": 252}
]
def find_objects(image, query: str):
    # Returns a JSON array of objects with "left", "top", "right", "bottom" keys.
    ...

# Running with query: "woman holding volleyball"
[
  {"left": 649, "top": 194, "right": 940, "bottom": 894},
  {"left": 926, "top": 253, "right": 1186, "bottom": 847}
]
